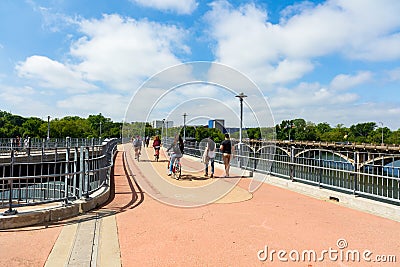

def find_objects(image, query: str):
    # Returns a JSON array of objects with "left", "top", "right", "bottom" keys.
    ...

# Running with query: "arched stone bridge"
[{"left": 242, "top": 140, "right": 400, "bottom": 168}]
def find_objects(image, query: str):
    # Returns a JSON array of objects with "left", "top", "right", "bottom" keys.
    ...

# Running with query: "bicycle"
[
  {"left": 167, "top": 153, "right": 182, "bottom": 180},
  {"left": 154, "top": 146, "right": 160, "bottom": 162},
  {"left": 134, "top": 146, "right": 141, "bottom": 162}
]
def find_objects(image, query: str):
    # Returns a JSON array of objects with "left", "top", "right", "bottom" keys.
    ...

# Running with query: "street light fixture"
[
  {"left": 183, "top": 113, "right": 187, "bottom": 141},
  {"left": 235, "top": 92, "right": 247, "bottom": 144}
]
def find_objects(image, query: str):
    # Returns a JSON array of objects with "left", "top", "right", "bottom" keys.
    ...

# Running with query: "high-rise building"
[{"left": 208, "top": 119, "right": 225, "bottom": 132}]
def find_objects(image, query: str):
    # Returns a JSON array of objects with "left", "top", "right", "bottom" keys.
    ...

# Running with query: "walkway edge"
[
  {"left": 44, "top": 223, "right": 78, "bottom": 267},
  {"left": 0, "top": 184, "right": 110, "bottom": 230},
  {"left": 97, "top": 214, "right": 121, "bottom": 267}
]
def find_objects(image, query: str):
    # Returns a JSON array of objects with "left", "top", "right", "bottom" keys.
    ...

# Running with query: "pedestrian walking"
[
  {"left": 203, "top": 137, "right": 216, "bottom": 178},
  {"left": 219, "top": 133, "right": 234, "bottom": 177}
]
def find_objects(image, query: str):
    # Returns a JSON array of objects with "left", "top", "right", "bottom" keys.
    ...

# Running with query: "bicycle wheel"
[{"left": 174, "top": 162, "right": 181, "bottom": 180}]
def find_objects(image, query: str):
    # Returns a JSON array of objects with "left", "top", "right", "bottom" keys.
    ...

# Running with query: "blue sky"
[{"left": 1, "top": 0, "right": 400, "bottom": 129}]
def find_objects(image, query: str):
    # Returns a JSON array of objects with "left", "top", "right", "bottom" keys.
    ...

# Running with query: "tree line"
[
  {"left": 0, "top": 111, "right": 121, "bottom": 139},
  {"left": 274, "top": 118, "right": 400, "bottom": 145},
  {"left": 1, "top": 111, "right": 399, "bottom": 144}
]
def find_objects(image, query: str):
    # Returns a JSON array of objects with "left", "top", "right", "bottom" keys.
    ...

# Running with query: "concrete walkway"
[{"left": 0, "top": 145, "right": 399, "bottom": 266}]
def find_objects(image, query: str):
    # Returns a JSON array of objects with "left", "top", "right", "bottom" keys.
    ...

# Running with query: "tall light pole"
[
  {"left": 166, "top": 121, "right": 169, "bottom": 143},
  {"left": 162, "top": 119, "right": 165, "bottom": 143},
  {"left": 183, "top": 113, "right": 187, "bottom": 141},
  {"left": 235, "top": 92, "right": 247, "bottom": 144},
  {"left": 47, "top": 115, "right": 50, "bottom": 140},
  {"left": 379, "top": 122, "right": 384, "bottom": 145},
  {"left": 99, "top": 121, "right": 102, "bottom": 139}
]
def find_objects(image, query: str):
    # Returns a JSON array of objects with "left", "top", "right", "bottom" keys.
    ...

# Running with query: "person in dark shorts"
[{"left": 219, "top": 133, "right": 234, "bottom": 177}]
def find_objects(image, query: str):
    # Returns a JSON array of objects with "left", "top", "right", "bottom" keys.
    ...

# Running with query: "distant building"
[
  {"left": 152, "top": 120, "right": 174, "bottom": 128},
  {"left": 208, "top": 119, "right": 225, "bottom": 133}
]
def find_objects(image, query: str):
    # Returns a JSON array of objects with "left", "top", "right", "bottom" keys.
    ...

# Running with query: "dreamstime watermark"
[{"left": 257, "top": 238, "right": 397, "bottom": 263}]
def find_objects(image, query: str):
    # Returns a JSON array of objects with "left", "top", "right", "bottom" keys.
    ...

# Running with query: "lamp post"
[
  {"left": 166, "top": 121, "right": 169, "bottom": 144},
  {"left": 47, "top": 115, "right": 50, "bottom": 140},
  {"left": 99, "top": 121, "right": 102, "bottom": 139},
  {"left": 235, "top": 92, "right": 247, "bottom": 168},
  {"left": 183, "top": 113, "right": 187, "bottom": 141},
  {"left": 161, "top": 119, "right": 165, "bottom": 143},
  {"left": 379, "top": 122, "right": 384, "bottom": 145},
  {"left": 235, "top": 92, "right": 247, "bottom": 144}
]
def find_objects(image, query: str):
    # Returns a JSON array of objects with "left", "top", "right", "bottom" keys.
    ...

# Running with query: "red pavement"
[{"left": 0, "top": 149, "right": 399, "bottom": 266}]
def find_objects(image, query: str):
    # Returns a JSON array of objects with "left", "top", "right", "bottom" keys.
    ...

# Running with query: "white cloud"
[
  {"left": 71, "top": 14, "right": 189, "bottom": 91},
  {"left": 16, "top": 55, "right": 97, "bottom": 93},
  {"left": 205, "top": 0, "right": 400, "bottom": 87},
  {"left": 387, "top": 67, "right": 400, "bottom": 81},
  {"left": 330, "top": 71, "right": 373, "bottom": 91},
  {"left": 130, "top": 0, "right": 197, "bottom": 14},
  {"left": 57, "top": 93, "right": 129, "bottom": 121},
  {"left": 0, "top": 84, "right": 50, "bottom": 117},
  {"left": 270, "top": 82, "right": 358, "bottom": 110}
]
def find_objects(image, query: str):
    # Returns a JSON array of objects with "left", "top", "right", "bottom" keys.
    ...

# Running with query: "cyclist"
[
  {"left": 132, "top": 135, "right": 142, "bottom": 160},
  {"left": 153, "top": 135, "right": 161, "bottom": 161},
  {"left": 166, "top": 134, "right": 184, "bottom": 176}
]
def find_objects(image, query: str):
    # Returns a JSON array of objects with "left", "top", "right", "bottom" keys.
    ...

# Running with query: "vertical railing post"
[
  {"left": 79, "top": 146, "right": 84, "bottom": 198},
  {"left": 85, "top": 147, "right": 90, "bottom": 199},
  {"left": 290, "top": 146, "right": 295, "bottom": 181},
  {"left": 3, "top": 150, "right": 17, "bottom": 215},
  {"left": 73, "top": 147, "right": 78, "bottom": 198},
  {"left": 64, "top": 144, "right": 70, "bottom": 205},
  {"left": 353, "top": 152, "right": 358, "bottom": 195},
  {"left": 318, "top": 150, "right": 322, "bottom": 187}
]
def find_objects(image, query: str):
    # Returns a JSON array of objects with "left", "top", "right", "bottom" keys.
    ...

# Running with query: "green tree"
[
  {"left": 348, "top": 122, "right": 376, "bottom": 143},
  {"left": 21, "top": 117, "right": 44, "bottom": 137},
  {"left": 386, "top": 129, "right": 400, "bottom": 144}
]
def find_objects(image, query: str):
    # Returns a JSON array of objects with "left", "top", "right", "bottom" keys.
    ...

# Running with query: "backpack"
[{"left": 133, "top": 139, "right": 140, "bottom": 147}]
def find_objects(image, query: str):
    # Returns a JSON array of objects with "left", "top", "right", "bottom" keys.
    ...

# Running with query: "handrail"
[{"left": 0, "top": 138, "right": 119, "bottom": 215}]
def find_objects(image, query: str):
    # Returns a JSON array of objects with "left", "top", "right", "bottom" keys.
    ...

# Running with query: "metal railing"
[
  {"left": 0, "top": 138, "right": 118, "bottom": 214},
  {"left": 183, "top": 141, "right": 400, "bottom": 205}
]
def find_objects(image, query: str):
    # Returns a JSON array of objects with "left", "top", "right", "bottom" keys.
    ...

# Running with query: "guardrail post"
[
  {"left": 64, "top": 145, "right": 70, "bottom": 205},
  {"left": 253, "top": 150, "right": 257, "bottom": 174},
  {"left": 318, "top": 150, "right": 322, "bottom": 187},
  {"left": 353, "top": 152, "right": 358, "bottom": 195},
  {"left": 79, "top": 146, "right": 84, "bottom": 198},
  {"left": 73, "top": 147, "right": 78, "bottom": 198},
  {"left": 41, "top": 138, "right": 45, "bottom": 159},
  {"left": 3, "top": 150, "right": 17, "bottom": 215},
  {"left": 290, "top": 146, "right": 295, "bottom": 181},
  {"left": 85, "top": 147, "right": 91, "bottom": 199}
]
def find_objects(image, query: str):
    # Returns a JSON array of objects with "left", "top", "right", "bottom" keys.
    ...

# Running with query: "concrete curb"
[{"left": 0, "top": 184, "right": 110, "bottom": 230}]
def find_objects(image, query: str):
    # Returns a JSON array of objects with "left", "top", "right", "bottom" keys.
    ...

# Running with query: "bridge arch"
[
  {"left": 257, "top": 145, "right": 289, "bottom": 156},
  {"left": 360, "top": 155, "right": 400, "bottom": 168},
  {"left": 295, "top": 149, "right": 355, "bottom": 165}
]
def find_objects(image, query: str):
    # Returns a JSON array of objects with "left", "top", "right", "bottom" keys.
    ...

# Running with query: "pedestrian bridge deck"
[{"left": 0, "top": 145, "right": 399, "bottom": 266}]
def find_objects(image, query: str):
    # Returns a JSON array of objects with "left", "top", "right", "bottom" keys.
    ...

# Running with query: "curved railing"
[
  {"left": 182, "top": 140, "right": 400, "bottom": 205},
  {"left": 0, "top": 138, "right": 118, "bottom": 215}
]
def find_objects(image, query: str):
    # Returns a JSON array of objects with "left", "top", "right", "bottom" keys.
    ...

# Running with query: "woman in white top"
[{"left": 203, "top": 137, "right": 216, "bottom": 177}]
